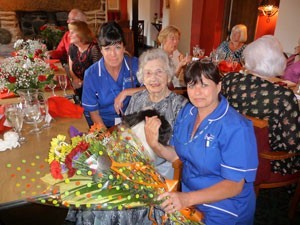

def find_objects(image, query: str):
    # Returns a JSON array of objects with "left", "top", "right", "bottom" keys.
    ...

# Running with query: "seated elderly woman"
[
  {"left": 125, "top": 48, "right": 188, "bottom": 179},
  {"left": 217, "top": 24, "right": 247, "bottom": 62},
  {"left": 157, "top": 25, "right": 191, "bottom": 88},
  {"left": 222, "top": 35, "right": 300, "bottom": 175},
  {"left": 282, "top": 37, "right": 300, "bottom": 83}
]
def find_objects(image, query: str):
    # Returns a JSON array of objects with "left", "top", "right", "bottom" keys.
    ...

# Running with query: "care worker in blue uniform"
[
  {"left": 144, "top": 61, "right": 258, "bottom": 225},
  {"left": 82, "top": 21, "right": 144, "bottom": 128}
]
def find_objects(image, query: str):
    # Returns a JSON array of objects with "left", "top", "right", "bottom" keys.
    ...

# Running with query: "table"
[{"left": 0, "top": 116, "right": 88, "bottom": 206}]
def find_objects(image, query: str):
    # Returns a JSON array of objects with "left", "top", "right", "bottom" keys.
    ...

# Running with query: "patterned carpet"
[{"left": 254, "top": 187, "right": 300, "bottom": 225}]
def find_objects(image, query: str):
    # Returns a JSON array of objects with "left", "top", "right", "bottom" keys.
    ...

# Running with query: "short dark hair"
[
  {"left": 98, "top": 21, "right": 126, "bottom": 47},
  {"left": 184, "top": 61, "right": 221, "bottom": 86}
]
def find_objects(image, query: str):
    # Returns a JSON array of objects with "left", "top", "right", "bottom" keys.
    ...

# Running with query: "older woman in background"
[
  {"left": 158, "top": 25, "right": 191, "bottom": 88},
  {"left": 282, "top": 37, "right": 300, "bottom": 83},
  {"left": 68, "top": 21, "right": 101, "bottom": 100},
  {"left": 222, "top": 35, "right": 300, "bottom": 175},
  {"left": 217, "top": 24, "right": 247, "bottom": 62},
  {"left": 125, "top": 48, "right": 188, "bottom": 179}
]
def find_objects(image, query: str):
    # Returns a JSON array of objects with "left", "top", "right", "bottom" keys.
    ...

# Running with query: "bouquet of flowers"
[
  {"left": 13, "top": 39, "right": 47, "bottom": 59},
  {"left": 0, "top": 55, "right": 54, "bottom": 93},
  {"left": 39, "top": 124, "right": 203, "bottom": 225},
  {"left": 40, "top": 24, "right": 66, "bottom": 50}
]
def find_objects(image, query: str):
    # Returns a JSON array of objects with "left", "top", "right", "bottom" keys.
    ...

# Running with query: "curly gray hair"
[
  {"left": 244, "top": 35, "right": 286, "bottom": 77},
  {"left": 137, "top": 48, "right": 175, "bottom": 84}
]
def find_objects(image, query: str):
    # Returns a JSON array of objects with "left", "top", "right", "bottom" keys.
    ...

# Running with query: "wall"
[
  {"left": 274, "top": 0, "right": 300, "bottom": 54},
  {"left": 127, "top": 0, "right": 160, "bottom": 46},
  {"left": 167, "top": 0, "right": 192, "bottom": 54}
]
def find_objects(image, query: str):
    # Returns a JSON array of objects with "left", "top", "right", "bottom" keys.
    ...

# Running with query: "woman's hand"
[
  {"left": 158, "top": 191, "right": 191, "bottom": 213},
  {"left": 144, "top": 116, "right": 161, "bottom": 149},
  {"left": 114, "top": 91, "right": 126, "bottom": 115},
  {"left": 72, "top": 77, "right": 83, "bottom": 89}
]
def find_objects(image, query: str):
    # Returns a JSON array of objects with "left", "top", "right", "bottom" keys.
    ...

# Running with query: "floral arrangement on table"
[
  {"left": 13, "top": 39, "right": 47, "bottom": 59},
  {"left": 40, "top": 24, "right": 66, "bottom": 50},
  {"left": 38, "top": 124, "right": 204, "bottom": 225},
  {"left": 0, "top": 55, "right": 54, "bottom": 93}
]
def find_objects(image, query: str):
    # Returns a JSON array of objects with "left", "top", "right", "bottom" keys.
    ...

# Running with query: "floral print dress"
[{"left": 221, "top": 72, "right": 300, "bottom": 175}]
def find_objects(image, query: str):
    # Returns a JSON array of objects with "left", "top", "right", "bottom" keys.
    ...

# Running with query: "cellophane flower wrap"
[{"left": 39, "top": 124, "right": 204, "bottom": 225}]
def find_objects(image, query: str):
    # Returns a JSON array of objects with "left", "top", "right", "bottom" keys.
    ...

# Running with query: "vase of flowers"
[
  {"left": 40, "top": 24, "right": 66, "bottom": 50},
  {"left": 13, "top": 39, "right": 47, "bottom": 59},
  {"left": 0, "top": 55, "right": 54, "bottom": 94}
]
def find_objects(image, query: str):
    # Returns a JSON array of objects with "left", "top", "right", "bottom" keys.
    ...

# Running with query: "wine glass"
[
  {"left": 48, "top": 82, "right": 56, "bottom": 96},
  {"left": 40, "top": 98, "right": 52, "bottom": 129},
  {"left": 58, "top": 75, "right": 68, "bottom": 96},
  {"left": 4, "top": 104, "right": 26, "bottom": 143},
  {"left": 23, "top": 102, "right": 41, "bottom": 134}
]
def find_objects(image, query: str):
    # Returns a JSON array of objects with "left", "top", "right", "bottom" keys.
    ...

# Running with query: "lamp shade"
[{"left": 258, "top": 0, "right": 280, "bottom": 18}]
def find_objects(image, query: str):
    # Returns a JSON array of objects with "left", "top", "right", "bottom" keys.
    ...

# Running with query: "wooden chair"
[{"left": 245, "top": 115, "right": 300, "bottom": 223}]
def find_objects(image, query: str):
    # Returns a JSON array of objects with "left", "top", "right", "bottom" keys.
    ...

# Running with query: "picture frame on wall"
[{"left": 108, "top": 0, "right": 120, "bottom": 11}]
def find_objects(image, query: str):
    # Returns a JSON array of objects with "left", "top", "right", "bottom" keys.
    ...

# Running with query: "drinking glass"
[
  {"left": 4, "top": 104, "right": 26, "bottom": 142},
  {"left": 48, "top": 82, "right": 56, "bottom": 96},
  {"left": 58, "top": 75, "right": 68, "bottom": 96},
  {"left": 40, "top": 98, "right": 52, "bottom": 129},
  {"left": 23, "top": 102, "right": 41, "bottom": 133}
]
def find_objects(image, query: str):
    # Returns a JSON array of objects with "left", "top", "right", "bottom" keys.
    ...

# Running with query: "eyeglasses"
[{"left": 143, "top": 69, "right": 166, "bottom": 77}]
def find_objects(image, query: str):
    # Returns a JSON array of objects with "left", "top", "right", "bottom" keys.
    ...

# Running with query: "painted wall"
[
  {"left": 274, "top": 0, "right": 300, "bottom": 54},
  {"left": 167, "top": 0, "right": 192, "bottom": 55},
  {"left": 127, "top": 0, "right": 160, "bottom": 46}
]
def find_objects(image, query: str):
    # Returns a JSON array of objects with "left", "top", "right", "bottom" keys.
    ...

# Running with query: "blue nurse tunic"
[
  {"left": 82, "top": 56, "right": 139, "bottom": 127},
  {"left": 170, "top": 95, "right": 258, "bottom": 225}
]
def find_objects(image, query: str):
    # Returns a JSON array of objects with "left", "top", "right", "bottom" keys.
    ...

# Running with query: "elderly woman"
[
  {"left": 68, "top": 21, "right": 101, "bottom": 100},
  {"left": 144, "top": 61, "right": 258, "bottom": 225},
  {"left": 282, "top": 37, "right": 300, "bottom": 83},
  {"left": 158, "top": 25, "right": 191, "bottom": 88},
  {"left": 125, "top": 48, "right": 188, "bottom": 179},
  {"left": 82, "top": 21, "right": 144, "bottom": 128},
  {"left": 217, "top": 24, "right": 247, "bottom": 62},
  {"left": 222, "top": 35, "right": 300, "bottom": 175}
]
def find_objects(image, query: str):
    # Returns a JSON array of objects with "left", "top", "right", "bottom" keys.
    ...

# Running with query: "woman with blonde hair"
[
  {"left": 217, "top": 24, "right": 247, "bottom": 62},
  {"left": 157, "top": 25, "right": 190, "bottom": 87},
  {"left": 68, "top": 20, "right": 101, "bottom": 100}
]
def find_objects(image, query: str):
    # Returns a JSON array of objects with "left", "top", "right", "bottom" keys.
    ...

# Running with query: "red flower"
[
  {"left": 38, "top": 74, "right": 47, "bottom": 82},
  {"left": 50, "top": 160, "right": 63, "bottom": 179},
  {"left": 65, "top": 142, "right": 90, "bottom": 177},
  {"left": 58, "top": 26, "right": 65, "bottom": 31},
  {"left": 40, "top": 25, "right": 47, "bottom": 31},
  {"left": 8, "top": 76, "right": 16, "bottom": 83}
]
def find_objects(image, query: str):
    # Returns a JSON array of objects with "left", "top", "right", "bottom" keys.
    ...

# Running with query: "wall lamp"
[{"left": 258, "top": 0, "right": 279, "bottom": 22}]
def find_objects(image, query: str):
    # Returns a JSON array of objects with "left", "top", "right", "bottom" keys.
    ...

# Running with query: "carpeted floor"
[{"left": 254, "top": 187, "right": 300, "bottom": 225}]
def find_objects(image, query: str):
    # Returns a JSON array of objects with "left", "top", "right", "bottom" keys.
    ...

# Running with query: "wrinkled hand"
[
  {"left": 178, "top": 54, "right": 192, "bottom": 68},
  {"left": 114, "top": 91, "right": 126, "bottom": 115},
  {"left": 144, "top": 116, "right": 161, "bottom": 149},
  {"left": 158, "top": 191, "right": 190, "bottom": 214}
]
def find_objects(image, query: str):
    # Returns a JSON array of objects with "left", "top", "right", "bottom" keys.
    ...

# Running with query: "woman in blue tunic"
[
  {"left": 144, "top": 61, "right": 258, "bottom": 225},
  {"left": 82, "top": 21, "right": 144, "bottom": 128}
]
